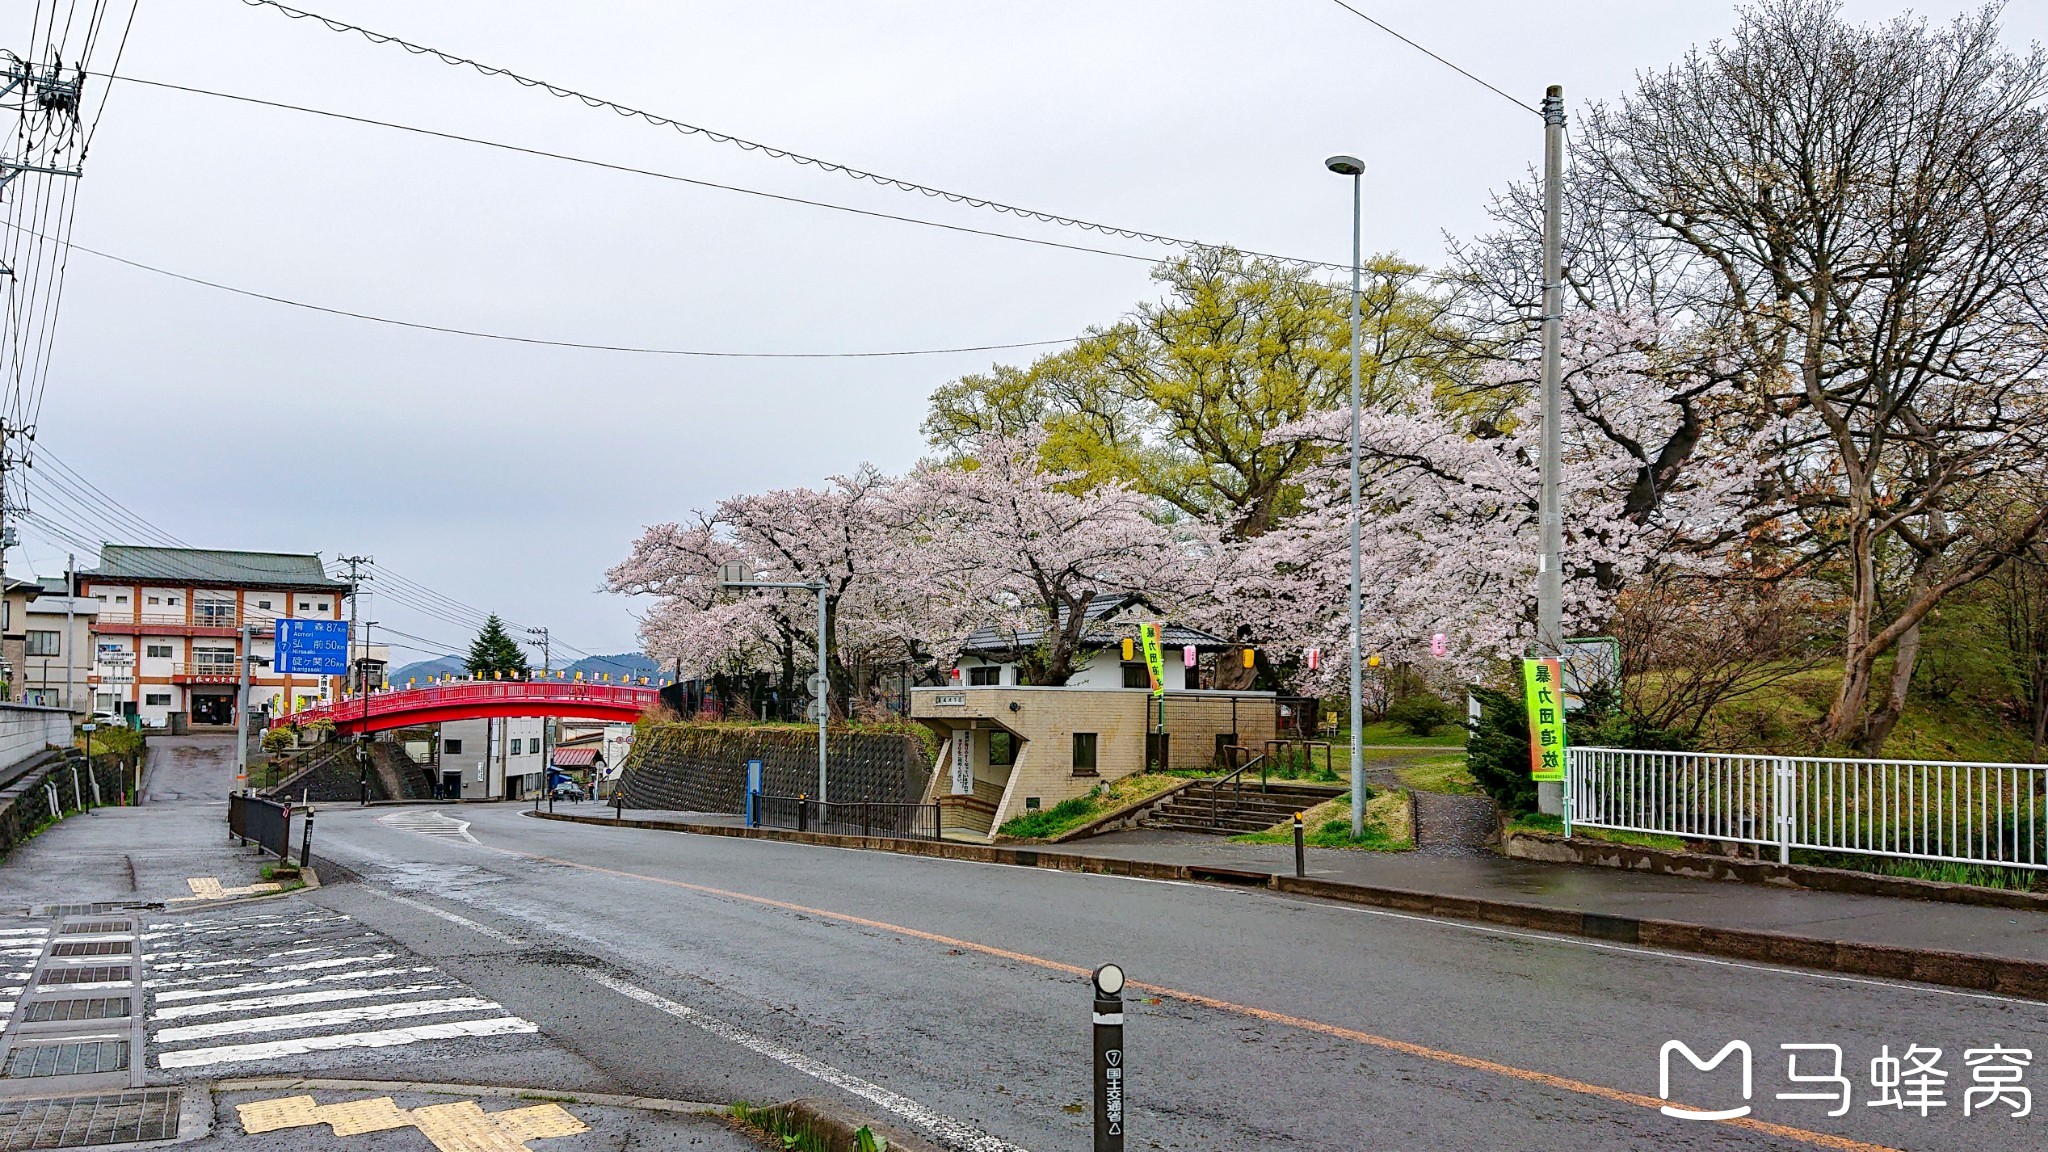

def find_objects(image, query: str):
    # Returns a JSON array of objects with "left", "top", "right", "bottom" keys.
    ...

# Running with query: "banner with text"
[{"left": 1522, "top": 657, "right": 1568, "bottom": 782}]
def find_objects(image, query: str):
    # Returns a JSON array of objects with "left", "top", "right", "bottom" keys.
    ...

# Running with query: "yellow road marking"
[
  {"left": 170, "top": 876, "right": 281, "bottom": 903},
  {"left": 237, "top": 1094, "right": 587, "bottom": 1151},
  {"left": 506, "top": 845, "right": 1901, "bottom": 1152}
]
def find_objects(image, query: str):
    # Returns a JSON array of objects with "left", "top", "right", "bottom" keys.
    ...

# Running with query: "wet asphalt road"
[{"left": 292, "top": 802, "right": 2048, "bottom": 1152}]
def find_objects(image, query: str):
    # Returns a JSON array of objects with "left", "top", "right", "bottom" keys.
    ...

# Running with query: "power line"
[
  {"left": 233, "top": 0, "right": 1241, "bottom": 254},
  {"left": 1323, "top": 1, "right": 1540, "bottom": 116},
  {"left": 57, "top": 228, "right": 1081, "bottom": 358}
]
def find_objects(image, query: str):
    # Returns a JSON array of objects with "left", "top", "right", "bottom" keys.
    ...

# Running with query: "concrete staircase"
[{"left": 1143, "top": 780, "right": 1348, "bottom": 835}]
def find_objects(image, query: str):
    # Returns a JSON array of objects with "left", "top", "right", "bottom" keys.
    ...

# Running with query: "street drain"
[
  {"left": 53, "top": 922, "right": 128, "bottom": 936},
  {"left": 0, "top": 1089, "right": 179, "bottom": 1148},
  {"left": 2, "top": 1042, "right": 129, "bottom": 1079},
  {"left": 22, "top": 998, "right": 130, "bottom": 1023},
  {"left": 36, "top": 967, "right": 128, "bottom": 987},
  {"left": 48, "top": 942, "right": 128, "bottom": 958}
]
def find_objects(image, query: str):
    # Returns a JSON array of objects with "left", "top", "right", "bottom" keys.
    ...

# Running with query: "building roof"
[
  {"left": 82, "top": 545, "right": 349, "bottom": 591},
  {"left": 25, "top": 595, "right": 96, "bottom": 616},
  {"left": 961, "top": 592, "right": 1233, "bottom": 658},
  {"left": 552, "top": 747, "right": 601, "bottom": 768}
]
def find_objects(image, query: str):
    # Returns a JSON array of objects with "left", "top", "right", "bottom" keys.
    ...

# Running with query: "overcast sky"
[{"left": 16, "top": 0, "right": 2046, "bottom": 665}]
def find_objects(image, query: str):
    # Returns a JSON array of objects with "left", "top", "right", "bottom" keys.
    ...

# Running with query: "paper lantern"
[
  {"left": 1182, "top": 645, "right": 1197, "bottom": 668},
  {"left": 1306, "top": 648, "right": 1320, "bottom": 671},
  {"left": 1430, "top": 632, "right": 1447, "bottom": 658}
]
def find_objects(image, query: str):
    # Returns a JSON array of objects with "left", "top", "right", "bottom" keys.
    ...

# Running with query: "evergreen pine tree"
[{"left": 466, "top": 614, "right": 530, "bottom": 678}]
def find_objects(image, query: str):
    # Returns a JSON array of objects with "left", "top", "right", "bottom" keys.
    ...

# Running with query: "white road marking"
[
  {"left": 155, "top": 996, "right": 504, "bottom": 1043},
  {"left": 146, "top": 953, "right": 398, "bottom": 984},
  {"left": 151, "top": 982, "right": 450, "bottom": 1021},
  {"left": 155, "top": 1015, "right": 538, "bottom": 1069},
  {"left": 376, "top": 811, "right": 479, "bottom": 843},
  {"left": 582, "top": 969, "right": 1027, "bottom": 1152},
  {"left": 151, "top": 967, "right": 436, "bottom": 1004},
  {"left": 355, "top": 888, "right": 521, "bottom": 944}
]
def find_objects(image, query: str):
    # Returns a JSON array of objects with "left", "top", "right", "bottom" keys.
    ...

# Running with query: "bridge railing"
[{"left": 272, "top": 680, "right": 659, "bottom": 729}]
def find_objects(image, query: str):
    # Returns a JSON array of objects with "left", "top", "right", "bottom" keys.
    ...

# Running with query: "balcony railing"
[
  {"left": 172, "top": 661, "right": 244, "bottom": 682},
  {"left": 89, "top": 609, "right": 286, "bottom": 633}
]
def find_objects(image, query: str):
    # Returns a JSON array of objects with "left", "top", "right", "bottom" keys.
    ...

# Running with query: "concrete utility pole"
[
  {"left": 234, "top": 621, "right": 255, "bottom": 791},
  {"left": 63, "top": 553, "right": 74, "bottom": 711},
  {"left": 1535, "top": 84, "right": 1567, "bottom": 818},
  {"left": 529, "top": 626, "right": 552, "bottom": 802},
  {"left": 1325, "top": 153, "right": 1367, "bottom": 838},
  {"left": 335, "top": 555, "right": 372, "bottom": 803}
]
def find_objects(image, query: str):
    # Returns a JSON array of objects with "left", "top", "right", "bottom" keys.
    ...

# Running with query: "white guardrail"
[{"left": 1567, "top": 747, "right": 2048, "bottom": 870}]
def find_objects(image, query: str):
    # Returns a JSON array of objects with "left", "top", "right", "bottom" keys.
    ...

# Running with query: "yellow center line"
[{"left": 487, "top": 842, "right": 1898, "bottom": 1152}]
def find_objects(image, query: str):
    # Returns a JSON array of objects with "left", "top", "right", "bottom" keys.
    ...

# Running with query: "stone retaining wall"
[{"left": 620, "top": 725, "right": 929, "bottom": 813}]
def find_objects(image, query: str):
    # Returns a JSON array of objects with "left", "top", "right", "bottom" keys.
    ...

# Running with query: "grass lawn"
[
  {"left": 1506, "top": 812, "right": 1686, "bottom": 852},
  {"left": 1394, "top": 752, "right": 1479, "bottom": 795},
  {"left": 1351, "top": 719, "right": 1467, "bottom": 748},
  {"left": 995, "top": 773, "right": 1184, "bottom": 841},
  {"left": 1231, "top": 789, "right": 1414, "bottom": 851}
]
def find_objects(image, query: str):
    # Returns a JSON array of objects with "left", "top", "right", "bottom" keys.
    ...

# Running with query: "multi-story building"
[
  {"left": 438, "top": 716, "right": 545, "bottom": 800},
  {"left": 80, "top": 546, "right": 353, "bottom": 728},
  {"left": 16, "top": 576, "right": 98, "bottom": 710}
]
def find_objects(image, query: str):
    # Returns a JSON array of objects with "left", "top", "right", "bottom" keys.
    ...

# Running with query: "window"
[
  {"left": 169, "top": 596, "right": 181, "bottom": 606},
  {"left": 115, "top": 595, "right": 128, "bottom": 604},
  {"left": 192, "top": 646, "right": 236, "bottom": 672},
  {"left": 194, "top": 598, "right": 235, "bottom": 627},
  {"left": 1072, "top": 732, "right": 1098, "bottom": 776},
  {"left": 443, "top": 739, "right": 463, "bottom": 755},
  {"left": 530, "top": 738, "right": 542, "bottom": 754},
  {"left": 967, "top": 666, "right": 1001, "bottom": 686},
  {"left": 147, "top": 596, "right": 160, "bottom": 605},
  {"left": 317, "top": 601, "right": 330, "bottom": 611},
  {"left": 298, "top": 601, "right": 311, "bottom": 611},
  {"left": 1121, "top": 662, "right": 1151, "bottom": 689},
  {"left": 24, "top": 631, "right": 58, "bottom": 657},
  {"left": 989, "top": 731, "right": 1017, "bottom": 767},
  {"left": 145, "top": 644, "right": 173, "bottom": 659},
  {"left": 144, "top": 692, "right": 173, "bottom": 706},
  {"left": 257, "top": 600, "right": 272, "bottom": 610}
]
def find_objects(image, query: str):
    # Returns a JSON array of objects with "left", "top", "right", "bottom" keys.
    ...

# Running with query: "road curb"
[
  {"left": 529, "top": 809, "right": 2048, "bottom": 1001},
  {"left": 210, "top": 1075, "right": 724, "bottom": 1113}
]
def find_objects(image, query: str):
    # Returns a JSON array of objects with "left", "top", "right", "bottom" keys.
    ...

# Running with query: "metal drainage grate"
[
  {"left": 21, "top": 999, "right": 129, "bottom": 1024},
  {"left": 36, "top": 968, "right": 128, "bottom": 987},
  {"left": 47, "top": 943, "right": 128, "bottom": 959},
  {"left": 0, "top": 1089, "right": 179, "bottom": 1149},
  {"left": 2, "top": 1042, "right": 129, "bottom": 1079},
  {"left": 33, "top": 906, "right": 128, "bottom": 918},
  {"left": 53, "top": 923, "right": 128, "bottom": 936}
]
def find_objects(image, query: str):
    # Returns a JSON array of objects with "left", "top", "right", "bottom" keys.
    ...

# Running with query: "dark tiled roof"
[
  {"left": 83, "top": 546, "right": 348, "bottom": 590},
  {"left": 961, "top": 592, "right": 1232, "bottom": 656}
]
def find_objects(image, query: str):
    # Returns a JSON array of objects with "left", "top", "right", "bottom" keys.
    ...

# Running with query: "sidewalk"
[
  {"left": 557, "top": 805, "right": 2048, "bottom": 975},
  {"left": 0, "top": 735, "right": 290, "bottom": 910}
]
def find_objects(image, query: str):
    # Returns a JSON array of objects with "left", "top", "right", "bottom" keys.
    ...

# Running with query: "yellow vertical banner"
[
  {"left": 1522, "top": 658, "right": 1567, "bottom": 781},
  {"left": 1139, "top": 623, "right": 1166, "bottom": 698}
]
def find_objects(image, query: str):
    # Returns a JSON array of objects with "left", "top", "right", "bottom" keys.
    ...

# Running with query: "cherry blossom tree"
[{"left": 892, "top": 431, "right": 1200, "bottom": 686}]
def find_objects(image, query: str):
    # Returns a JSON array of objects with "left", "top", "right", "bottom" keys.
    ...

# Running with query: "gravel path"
[{"left": 1412, "top": 790, "right": 1498, "bottom": 855}]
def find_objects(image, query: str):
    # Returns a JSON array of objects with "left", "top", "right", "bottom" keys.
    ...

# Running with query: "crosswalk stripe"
[
  {"left": 151, "top": 968, "right": 438, "bottom": 1004},
  {"left": 152, "top": 982, "right": 450, "bottom": 1021},
  {"left": 157, "top": 1015, "right": 538, "bottom": 1068},
  {"left": 156, "top": 996, "right": 504, "bottom": 1044}
]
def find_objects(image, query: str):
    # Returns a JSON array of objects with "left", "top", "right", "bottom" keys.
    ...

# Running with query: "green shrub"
[
  {"left": 260, "top": 729, "right": 295, "bottom": 753},
  {"left": 997, "top": 790, "right": 1097, "bottom": 839},
  {"left": 1465, "top": 685, "right": 1692, "bottom": 817},
  {"left": 1386, "top": 694, "right": 1457, "bottom": 736}
]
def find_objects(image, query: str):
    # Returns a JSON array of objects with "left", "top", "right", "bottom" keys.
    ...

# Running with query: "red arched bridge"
[{"left": 269, "top": 680, "right": 658, "bottom": 735}]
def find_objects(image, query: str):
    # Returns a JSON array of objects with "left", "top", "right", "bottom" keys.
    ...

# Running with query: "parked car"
[{"left": 550, "top": 783, "right": 585, "bottom": 802}]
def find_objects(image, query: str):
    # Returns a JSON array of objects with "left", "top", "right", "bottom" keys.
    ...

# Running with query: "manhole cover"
[
  {"left": 36, "top": 968, "right": 128, "bottom": 987},
  {"left": 54, "top": 922, "right": 128, "bottom": 936},
  {"left": 2, "top": 1042, "right": 129, "bottom": 1079},
  {"left": 22, "top": 998, "right": 129, "bottom": 1023},
  {"left": 0, "top": 1089, "right": 179, "bottom": 1149},
  {"left": 48, "top": 942, "right": 128, "bottom": 959}
]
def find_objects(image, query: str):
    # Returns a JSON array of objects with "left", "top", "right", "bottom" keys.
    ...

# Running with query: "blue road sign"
[{"left": 274, "top": 618, "right": 351, "bottom": 675}]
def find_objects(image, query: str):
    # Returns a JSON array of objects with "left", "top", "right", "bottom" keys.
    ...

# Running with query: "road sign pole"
[
  {"left": 1092, "top": 964, "right": 1126, "bottom": 1152},
  {"left": 234, "top": 623, "right": 253, "bottom": 792}
]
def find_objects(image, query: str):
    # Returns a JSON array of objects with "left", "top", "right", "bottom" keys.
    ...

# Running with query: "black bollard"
[
  {"left": 1293, "top": 811, "right": 1306, "bottom": 878},
  {"left": 1092, "top": 964, "right": 1126, "bottom": 1152},
  {"left": 301, "top": 807, "right": 316, "bottom": 869}
]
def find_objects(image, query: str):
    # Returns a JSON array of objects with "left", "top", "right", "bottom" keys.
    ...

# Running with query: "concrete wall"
[
  {"left": 0, "top": 704, "right": 73, "bottom": 776},
  {"left": 911, "top": 686, "right": 1277, "bottom": 839}
]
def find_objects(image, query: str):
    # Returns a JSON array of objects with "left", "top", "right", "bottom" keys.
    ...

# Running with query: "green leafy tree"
[
  {"left": 466, "top": 614, "right": 530, "bottom": 678},
  {"left": 924, "top": 248, "right": 1473, "bottom": 539}
]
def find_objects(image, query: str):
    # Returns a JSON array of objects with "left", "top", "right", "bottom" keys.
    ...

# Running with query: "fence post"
[
  {"left": 1561, "top": 751, "right": 1573, "bottom": 839},
  {"left": 1774, "top": 757, "right": 1793, "bottom": 865}
]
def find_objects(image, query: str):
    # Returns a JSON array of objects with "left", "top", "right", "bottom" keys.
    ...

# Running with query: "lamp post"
[
  {"left": 718, "top": 562, "right": 830, "bottom": 808},
  {"left": 1326, "top": 153, "right": 1367, "bottom": 838}
]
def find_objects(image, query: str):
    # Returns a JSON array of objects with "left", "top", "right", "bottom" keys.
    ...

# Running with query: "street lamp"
[
  {"left": 718, "top": 561, "right": 830, "bottom": 810},
  {"left": 1326, "top": 153, "right": 1367, "bottom": 838}
]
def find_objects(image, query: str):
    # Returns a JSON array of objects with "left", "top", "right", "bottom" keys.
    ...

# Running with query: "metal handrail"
[
  {"left": 1210, "top": 752, "right": 1270, "bottom": 827},
  {"left": 1264, "top": 739, "right": 1334, "bottom": 777}
]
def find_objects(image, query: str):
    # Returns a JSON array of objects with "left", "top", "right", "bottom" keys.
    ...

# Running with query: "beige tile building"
[{"left": 910, "top": 685, "right": 1277, "bottom": 840}]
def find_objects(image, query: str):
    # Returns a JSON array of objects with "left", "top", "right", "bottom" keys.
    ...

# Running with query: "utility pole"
[
  {"left": 335, "top": 555, "right": 372, "bottom": 804},
  {"left": 1325, "top": 153, "right": 1367, "bottom": 839},
  {"left": 63, "top": 553, "right": 74, "bottom": 711},
  {"left": 718, "top": 564, "right": 829, "bottom": 809},
  {"left": 528, "top": 626, "right": 552, "bottom": 803},
  {"left": 1535, "top": 85, "right": 1567, "bottom": 818},
  {"left": 234, "top": 621, "right": 256, "bottom": 792}
]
